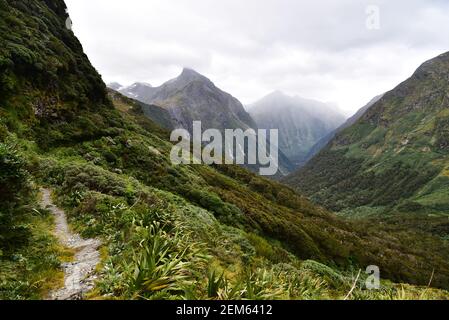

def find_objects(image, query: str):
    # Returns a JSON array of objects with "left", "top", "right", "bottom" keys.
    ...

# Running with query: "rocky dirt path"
[{"left": 40, "top": 188, "right": 101, "bottom": 300}]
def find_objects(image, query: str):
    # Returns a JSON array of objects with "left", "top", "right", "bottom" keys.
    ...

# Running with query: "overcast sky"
[{"left": 66, "top": 0, "right": 449, "bottom": 115}]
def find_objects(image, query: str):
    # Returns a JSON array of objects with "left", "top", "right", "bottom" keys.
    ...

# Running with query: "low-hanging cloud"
[{"left": 66, "top": 0, "right": 449, "bottom": 115}]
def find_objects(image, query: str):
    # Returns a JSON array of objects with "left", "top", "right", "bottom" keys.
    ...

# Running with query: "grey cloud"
[{"left": 66, "top": 0, "right": 449, "bottom": 115}]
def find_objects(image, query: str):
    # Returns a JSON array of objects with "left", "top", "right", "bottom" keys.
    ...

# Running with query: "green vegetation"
[
  {"left": 2, "top": 0, "right": 449, "bottom": 300},
  {"left": 287, "top": 149, "right": 440, "bottom": 211},
  {"left": 0, "top": 141, "right": 66, "bottom": 299},
  {"left": 0, "top": 142, "right": 31, "bottom": 249},
  {"left": 286, "top": 51, "right": 449, "bottom": 241}
]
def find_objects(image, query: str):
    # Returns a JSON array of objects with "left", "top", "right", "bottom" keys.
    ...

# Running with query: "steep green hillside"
[
  {"left": 2, "top": 0, "right": 449, "bottom": 300},
  {"left": 0, "top": 0, "right": 111, "bottom": 150},
  {"left": 285, "top": 52, "right": 449, "bottom": 227}
]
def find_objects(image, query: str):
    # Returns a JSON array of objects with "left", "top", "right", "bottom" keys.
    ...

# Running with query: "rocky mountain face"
[
  {"left": 109, "top": 70, "right": 294, "bottom": 176},
  {"left": 285, "top": 52, "right": 449, "bottom": 218},
  {"left": 302, "top": 94, "right": 383, "bottom": 165},
  {"left": 113, "top": 69, "right": 256, "bottom": 132},
  {"left": 117, "top": 82, "right": 155, "bottom": 103},
  {"left": 107, "top": 82, "right": 124, "bottom": 91},
  {"left": 248, "top": 91, "right": 345, "bottom": 166}
]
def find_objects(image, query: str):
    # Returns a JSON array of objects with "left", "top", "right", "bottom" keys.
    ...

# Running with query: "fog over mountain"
[
  {"left": 248, "top": 91, "right": 345, "bottom": 165},
  {"left": 109, "top": 69, "right": 295, "bottom": 176},
  {"left": 302, "top": 94, "right": 384, "bottom": 165}
]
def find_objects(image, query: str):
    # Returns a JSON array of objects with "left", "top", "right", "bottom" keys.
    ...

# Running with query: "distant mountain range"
[
  {"left": 108, "top": 70, "right": 294, "bottom": 176},
  {"left": 110, "top": 69, "right": 256, "bottom": 133},
  {"left": 247, "top": 91, "right": 345, "bottom": 166},
  {"left": 109, "top": 75, "right": 348, "bottom": 172}
]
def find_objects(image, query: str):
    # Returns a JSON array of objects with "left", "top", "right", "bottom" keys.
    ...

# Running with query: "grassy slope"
[
  {"left": 1, "top": 0, "right": 449, "bottom": 299},
  {"left": 29, "top": 94, "right": 449, "bottom": 298},
  {"left": 285, "top": 52, "right": 449, "bottom": 230}
]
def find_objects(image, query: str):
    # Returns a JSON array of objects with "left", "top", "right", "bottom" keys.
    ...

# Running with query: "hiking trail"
[{"left": 40, "top": 188, "right": 101, "bottom": 300}]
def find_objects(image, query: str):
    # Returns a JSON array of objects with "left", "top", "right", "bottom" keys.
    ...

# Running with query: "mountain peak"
[
  {"left": 130, "top": 82, "right": 153, "bottom": 88},
  {"left": 267, "top": 90, "right": 288, "bottom": 99},
  {"left": 181, "top": 67, "right": 200, "bottom": 75},
  {"left": 107, "top": 82, "right": 124, "bottom": 91},
  {"left": 413, "top": 50, "right": 449, "bottom": 77},
  {"left": 177, "top": 68, "right": 209, "bottom": 82},
  {"left": 253, "top": 91, "right": 290, "bottom": 106}
]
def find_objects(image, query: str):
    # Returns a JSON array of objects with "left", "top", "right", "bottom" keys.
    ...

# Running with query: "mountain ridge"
[
  {"left": 113, "top": 68, "right": 256, "bottom": 132},
  {"left": 285, "top": 51, "right": 449, "bottom": 218},
  {"left": 301, "top": 94, "right": 384, "bottom": 166}
]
